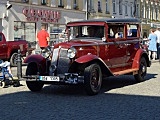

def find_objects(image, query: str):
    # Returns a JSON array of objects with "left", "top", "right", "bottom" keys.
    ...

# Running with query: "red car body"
[
  {"left": 0, "top": 32, "right": 28, "bottom": 66},
  {"left": 23, "top": 18, "right": 151, "bottom": 95}
]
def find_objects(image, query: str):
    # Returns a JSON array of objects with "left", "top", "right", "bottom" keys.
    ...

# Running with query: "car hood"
[{"left": 54, "top": 39, "right": 102, "bottom": 49}]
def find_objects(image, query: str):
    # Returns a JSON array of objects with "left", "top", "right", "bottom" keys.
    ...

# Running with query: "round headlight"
[
  {"left": 41, "top": 47, "right": 51, "bottom": 58},
  {"left": 67, "top": 47, "right": 77, "bottom": 58}
]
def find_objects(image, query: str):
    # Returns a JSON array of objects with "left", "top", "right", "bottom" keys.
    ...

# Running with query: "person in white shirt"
[{"left": 154, "top": 27, "right": 160, "bottom": 59}]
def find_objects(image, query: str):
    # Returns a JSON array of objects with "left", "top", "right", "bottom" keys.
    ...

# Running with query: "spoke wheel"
[
  {"left": 10, "top": 53, "right": 18, "bottom": 67},
  {"left": 84, "top": 64, "right": 102, "bottom": 95},
  {"left": 134, "top": 57, "right": 147, "bottom": 82},
  {"left": 10, "top": 53, "right": 23, "bottom": 67}
]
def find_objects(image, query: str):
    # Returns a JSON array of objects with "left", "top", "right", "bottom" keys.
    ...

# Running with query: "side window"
[
  {"left": 95, "top": 26, "right": 104, "bottom": 38},
  {"left": 108, "top": 25, "right": 124, "bottom": 39},
  {"left": 127, "top": 24, "right": 138, "bottom": 38},
  {"left": 87, "top": 26, "right": 104, "bottom": 38}
]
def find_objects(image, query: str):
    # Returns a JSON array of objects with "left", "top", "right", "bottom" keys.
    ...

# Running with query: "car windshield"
[{"left": 68, "top": 25, "right": 105, "bottom": 40}]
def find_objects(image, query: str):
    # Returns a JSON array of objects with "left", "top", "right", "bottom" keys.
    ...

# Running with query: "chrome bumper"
[{"left": 21, "top": 73, "right": 84, "bottom": 84}]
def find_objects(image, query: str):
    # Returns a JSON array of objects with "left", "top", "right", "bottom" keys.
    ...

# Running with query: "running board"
[{"left": 113, "top": 68, "right": 138, "bottom": 76}]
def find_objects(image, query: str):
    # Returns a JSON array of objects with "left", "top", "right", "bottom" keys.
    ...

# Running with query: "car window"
[
  {"left": 69, "top": 26, "right": 104, "bottom": 39},
  {"left": 108, "top": 25, "right": 124, "bottom": 39},
  {"left": 127, "top": 24, "right": 138, "bottom": 37}
]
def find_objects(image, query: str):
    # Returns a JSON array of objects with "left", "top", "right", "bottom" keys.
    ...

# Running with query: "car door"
[
  {"left": 103, "top": 25, "right": 127, "bottom": 72},
  {"left": 125, "top": 24, "right": 139, "bottom": 69},
  {"left": 0, "top": 33, "right": 7, "bottom": 59},
  {"left": 104, "top": 39, "right": 127, "bottom": 73}
]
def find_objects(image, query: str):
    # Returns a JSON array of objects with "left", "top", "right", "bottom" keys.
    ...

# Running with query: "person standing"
[
  {"left": 154, "top": 27, "right": 160, "bottom": 59},
  {"left": 37, "top": 24, "right": 50, "bottom": 50},
  {"left": 148, "top": 28, "right": 157, "bottom": 60}
]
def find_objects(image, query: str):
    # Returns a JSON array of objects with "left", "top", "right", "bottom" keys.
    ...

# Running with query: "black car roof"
[{"left": 67, "top": 18, "right": 141, "bottom": 24}]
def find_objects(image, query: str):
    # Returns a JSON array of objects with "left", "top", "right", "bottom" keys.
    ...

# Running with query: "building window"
[
  {"left": 98, "top": 0, "right": 102, "bottom": 13},
  {"left": 21, "top": 0, "right": 29, "bottom": 3},
  {"left": 136, "top": 4, "right": 139, "bottom": 17},
  {"left": 119, "top": 0, "right": 122, "bottom": 15},
  {"left": 105, "top": 0, "right": 110, "bottom": 14},
  {"left": 125, "top": 2, "right": 128, "bottom": 16},
  {"left": 88, "top": 0, "right": 95, "bottom": 13},
  {"left": 147, "top": 6, "right": 150, "bottom": 19},
  {"left": 58, "top": 0, "right": 64, "bottom": 8},
  {"left": 152, "top": 6, "right": 154, "bottom": 20},
  {"left": 130, "top": 3, "right": 133, "bottom": 17},
  {"left": 14, "top": 22, "right": 36, "bottom": 48},
  {"left": 141, "top": 4, "right": 144, "bottom": 19},
  {"left": 73, "top": 0, "right": 78, "bottom": 10},
  {"left": 155, "top": 7, "right": 158, "bottom": 20},
  {"left": 112, "top": 0, "right": 116, "bottom": 14},
  {"left": 41, "top": 0, "right": 47, "bottom": 5}
]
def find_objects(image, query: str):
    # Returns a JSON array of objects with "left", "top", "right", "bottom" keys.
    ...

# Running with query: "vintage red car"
[{"left": 22, "top": 18, "right": 151, "bottom": 95}]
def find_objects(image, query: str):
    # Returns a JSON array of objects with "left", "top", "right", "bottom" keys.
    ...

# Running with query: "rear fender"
[
  {"left": 132, "top": 49, "right": 150, "bottom": 69},
  {"left": 24, "top": 54, "right": 47, "bottom": 74}
]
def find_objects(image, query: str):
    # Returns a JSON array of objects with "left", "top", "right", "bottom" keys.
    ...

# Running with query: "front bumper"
[{"left": 21, "top": 73, "right": 84, "bottom": 84}]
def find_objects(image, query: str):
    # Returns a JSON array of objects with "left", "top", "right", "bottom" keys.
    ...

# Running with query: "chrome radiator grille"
[{"left": 53, "top": 48, "right": 70, "bottom": 74}]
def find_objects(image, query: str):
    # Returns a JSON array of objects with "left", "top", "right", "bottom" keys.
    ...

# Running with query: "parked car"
[
  {"left": 0, "top": 32, "right": 28, "bottom": 66},
  {"left": 21, "top": 18, "right": 151, "bottom": 95}
]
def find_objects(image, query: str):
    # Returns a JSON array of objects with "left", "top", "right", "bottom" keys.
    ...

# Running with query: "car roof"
[{"left": 67, "top": 18, "right": 141, "bottom": 24}]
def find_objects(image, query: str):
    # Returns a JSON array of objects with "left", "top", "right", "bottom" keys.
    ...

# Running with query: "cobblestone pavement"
[{"left": 0, "top": 61, "right": 160, "bottom": 120}]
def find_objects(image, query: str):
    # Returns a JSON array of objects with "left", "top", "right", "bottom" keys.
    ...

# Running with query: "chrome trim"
[
  {"left": 51, "top": 48, "right": 60, "bottom": 65},
  {"left": 71, "top": 39, "right": 140, "bottom": 47},
  {"left": 57, "top": 48, "right": 70, "bottom": 74}
]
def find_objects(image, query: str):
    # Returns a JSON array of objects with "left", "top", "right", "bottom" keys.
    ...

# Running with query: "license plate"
[{"left": 39, "top": 76, "right": 60, "bottom": 81}]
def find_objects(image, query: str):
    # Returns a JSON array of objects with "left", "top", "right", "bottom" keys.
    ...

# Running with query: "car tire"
[
  {"left": 0, "top": 81, "right": 6, "bottom": 88},
  {"left": 134, "top": 57, "right": 147, "bottom": 82},
  {"left": 84, "top": 64, "right": 102, "bottom": 95},
  {"left": 10, "top": 53, "right": 18, "bottom": 67},
  {"left": 26, "top": 64, "right": 44, "bottom": 92}
]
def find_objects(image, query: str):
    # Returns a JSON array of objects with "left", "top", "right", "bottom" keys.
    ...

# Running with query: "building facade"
[
  {"left": 0, "top": 0, "right": 87, "bottom": 48},
  {"left": 140, "top": 0, "right": 160, "bottom": 37},
  {"left": 0, "top": 0, "right": 160, "bottom": 47},
  {"left": 110, "top": 0, "right": 136, "bottom": 18}
]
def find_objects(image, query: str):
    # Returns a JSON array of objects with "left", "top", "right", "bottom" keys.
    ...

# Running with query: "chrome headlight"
[
  {"left": 41, "top": 46, "right": 52, "bottom": 58},
  {"left": 67, "top": 47, "right": 77, "bottom": 58}
]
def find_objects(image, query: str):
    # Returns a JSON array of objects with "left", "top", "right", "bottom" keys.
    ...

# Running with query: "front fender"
[
  {"left": 24, "top": 54, "right": 46, "bottom": 64},
  {"left": 75, "top": 54, "right": 99, "bottom": 63},
  {"left": 72, "top": 54, "right": 113, "bottom": 76},
  {"left": 24, "top": 54, "right": 47, "bottom": 74}
]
